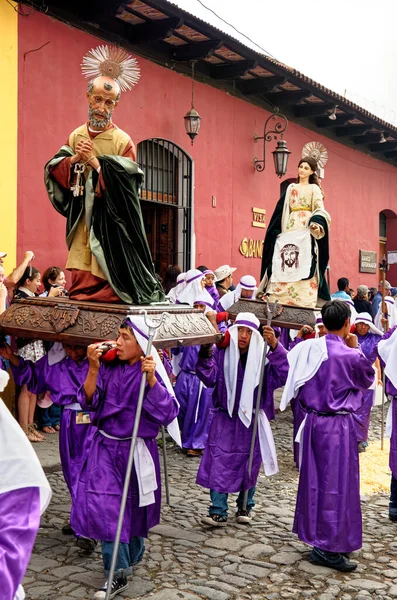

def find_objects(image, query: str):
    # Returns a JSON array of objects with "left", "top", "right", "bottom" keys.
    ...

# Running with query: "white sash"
[
  {"left": 386, "top": 399, "right": 393, "bottom": 438},
  {"left": 258, "top": 410, "right": 278, "bottom": 476},
  {"left": 271, "top": 229, "right": 312, "bottom": 282},
  {"left": 99, "top": 431, "right": 157, "bottom": 507}
]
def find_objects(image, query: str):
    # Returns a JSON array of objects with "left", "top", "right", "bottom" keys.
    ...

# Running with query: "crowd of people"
[{"left": 1, "top": 255, "right": 397, "bottom": 599}]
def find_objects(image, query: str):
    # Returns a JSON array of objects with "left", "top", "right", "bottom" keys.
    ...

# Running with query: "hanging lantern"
[
  {"left": 272, "top": 139, "right": 291, "bottom": 178},
  {"left": 184, "top": 107, "right": 201, "bottom": 145},
  {"left": 184, "top": 60, "right": 201, "bottom": 145}
]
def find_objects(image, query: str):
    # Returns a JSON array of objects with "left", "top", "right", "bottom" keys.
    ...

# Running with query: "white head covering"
[
  {"left": 0, "top": 370, "right": 52, "bottom": 514},
  {"left": 220, "top": 275, "right": 257, "bottom": 311},
  {"left": 334, "top": 297, "right": 357, "bottom": 325},
  {"left": 193, "top": 293, "right": 216, "bottom": 315},
  {"left": 378, "top": 327, "right": 397, "bottom": 389},
  {"left": 166, "top": 272, "right": 186, "bottom": 304},
  {"left": 177, "top": 269, "right": 214, "bottom": 308},
  {"left": 125, "top": 315, "right": 181, "bottom": 446},
  {"left": 375, "top": 296, "right": 397, "bottom": 330},
  {"left": 354, "top": 312, "right": 383, "bottom": 336},
  {"left": 224, "top": 312, "right": 264, "bottom": 428}
]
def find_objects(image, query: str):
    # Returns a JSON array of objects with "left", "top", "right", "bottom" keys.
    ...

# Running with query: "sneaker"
[
  {"left": 309, "top": 547, "right": 357, "bottom": 572},
  {"left": 76, "top": 536, "right": 98, "bottom": 553},
  {"left": 236, "top": 509, "right": 252, "bottom": 524},
  {"left": 389, "top": 511, "right": 397, "bottom": 522},
  {"left": 358, "top": 441, "right": 367, "bottom": 453},
  {"left": 186, "top": 449, "right": 203, "bottom": 457},
  {"left": 94, "top": 577, "right": 128, "bottom": 599},
  {"left": 62, "top": 521, "right": 74, "bottom": 535},
  {"left": 201, "top": 514, "right": 228, "bottom": 527}
]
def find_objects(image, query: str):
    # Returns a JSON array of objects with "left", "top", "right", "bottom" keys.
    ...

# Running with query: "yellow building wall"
[{"left": 0, "top": 2, "right": 18, "bottom": 273}]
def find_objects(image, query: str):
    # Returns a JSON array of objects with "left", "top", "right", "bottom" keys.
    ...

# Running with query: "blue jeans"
[
  {"left": 102, "top": 537, "right": 145, "bottom": 579},
  {"left": 38, "top": 404, "right": 61, "bottom": 428},
  {"left": 390, "top": 475, "right": 397, "bottom": 515},
  {"left": 209, "top": 487, "right": 256, "bottom": 517}
]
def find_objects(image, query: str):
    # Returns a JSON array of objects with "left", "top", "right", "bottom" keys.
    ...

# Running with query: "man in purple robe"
[
  {"left": 377, "top": 324, "right": 397, "bottom": 522},
  {"left": 281, "top": 301, "right": 375, "bottom": 572},
  {"left": 1, "top": 342, "right": 97, "bottom": 553},
  {"left": 174, "top": 344, "right": 213, "bottom": 457},
  {"left": 0, "top": 370, "right": 52, "bottom": 600},
  {"left": 353, "top": 313, "right": 383, "bottom": 451},
  {"left": 71, "top": 316, "right": 179, "bottom": 600},
  {"left": 196, "top": 312, "right": 288, "bottom": 526}
]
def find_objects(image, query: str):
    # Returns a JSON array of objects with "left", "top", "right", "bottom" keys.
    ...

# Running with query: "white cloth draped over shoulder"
[
  {"left": 378, "top": 327, "right": 397, "bottom": 390},
  {"left": 0, "top": 371, "right": 52, "bottom": 514},
  {"left": 375, "top": 297, "right": 397, "bottom": 331},
  {"left": 280, "top": 336, "right": 328, "bottom": 411},
  {"left": 223, "top": 312, "right": 278, "bottom": 476},
  {"left": 126, "top": 315, "right": 181, "bottom": 448},
  {"left": 220, "top": 275, "right": 257, "bottom": 311},
  {"left": 177, "top": 269, "right": 214, "bottom": 308}
]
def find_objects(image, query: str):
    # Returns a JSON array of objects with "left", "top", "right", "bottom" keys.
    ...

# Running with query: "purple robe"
[
  {"left": 71, "top": 361, "right": 179, "bottom": 542},
  {"left": 11, "top": 355, "right": 95, "bottom": 499},
  {"left": 378, "top": 326, "right": 397, "bottom": 478},
  {"left": 353, "top": 332, "right": 382, "bottom": 442},
  {"left": 196, "top": 344, "right": 288, "bottom": 493},
  {"left": 293, "top": 334, "right": 375, "bottom": 552},
  {"left": 206, "top": 285, "right": 220, "bottom": 310},
  {"left": 0, "top": 487, "right": 40, "bottom": 600},
  {"left": 174, "top": 345, "right": 213, "bottom": 449}
]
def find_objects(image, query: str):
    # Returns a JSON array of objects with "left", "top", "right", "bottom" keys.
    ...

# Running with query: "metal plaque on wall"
[{"left": 359, "top": 250, "right": 377, "bottom": 274}]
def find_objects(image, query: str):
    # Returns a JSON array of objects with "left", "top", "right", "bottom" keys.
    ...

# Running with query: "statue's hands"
[{"left": 310, "top": 223, "right": 321, "bottom": 235}]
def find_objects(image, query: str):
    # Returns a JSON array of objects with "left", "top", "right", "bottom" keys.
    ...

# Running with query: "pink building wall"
[{"left": 18, "top": 11, "right": 397, "bottom": 291}]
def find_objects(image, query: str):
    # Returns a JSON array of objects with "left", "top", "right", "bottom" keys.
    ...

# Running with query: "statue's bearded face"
[
  {"left": 87, "top": 77, "right": 120, "bottom": 129},
  {"left": 284, "top": 249, "right": 298, "bottom": 268}
]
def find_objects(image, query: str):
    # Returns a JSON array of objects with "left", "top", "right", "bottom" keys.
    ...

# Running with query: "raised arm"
[{"left": 83, "top": 344, "right": 103, "bottom": 404}]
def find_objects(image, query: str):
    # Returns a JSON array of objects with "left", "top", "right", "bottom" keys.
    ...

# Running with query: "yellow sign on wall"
[
  {"left": 252, "top": 207, "right": 266, "bottom": 229},
  {"left": 239, "top": 238, "right": 264, "bottom": 259}
]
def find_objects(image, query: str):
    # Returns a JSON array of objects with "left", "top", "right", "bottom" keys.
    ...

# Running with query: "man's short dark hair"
[
  {"left": 322, "top": 300, "right": 350, "bottom": 331},
  {"left": 337, "top": 277, "right": 349, "bottom": 291}
]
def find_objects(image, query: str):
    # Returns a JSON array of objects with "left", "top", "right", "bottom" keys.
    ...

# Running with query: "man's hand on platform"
[
  {"left": 0, "top": 344, "right": 19, "bottom": 366},
  {"left": 263, "top": 326, "right": 278, "bottom": 350},
  {"left": 141, "top": 355, "right": 157, "bottom": 387},
  {"left": 297, "top": 325, "right": 313, "bottom": 338},
  {"left": 87, "top": 343, "right": 102, "bottom": 370},
  {"left": 345, "top": 333, "right": 358, "bottom": 348}
]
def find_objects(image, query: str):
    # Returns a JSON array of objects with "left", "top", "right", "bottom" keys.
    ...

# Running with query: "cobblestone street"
[{"left": 23, "top": 405, "right": 397, "bottom": 600}]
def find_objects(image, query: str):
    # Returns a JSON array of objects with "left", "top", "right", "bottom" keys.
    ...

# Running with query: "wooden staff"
[
  {"left": 242, "top": 300, "right": 280, "bottom": 512},
  {"left": 380, "top": 255, "right": 389, "bottom": 450}
]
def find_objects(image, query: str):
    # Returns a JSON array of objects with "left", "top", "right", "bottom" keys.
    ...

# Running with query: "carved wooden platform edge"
[
  {"left": 0, "top": 299, "right": 222, "bottom": 348},
  {"left": 227, "top": 298, "right": 320, "bottom": 329}
]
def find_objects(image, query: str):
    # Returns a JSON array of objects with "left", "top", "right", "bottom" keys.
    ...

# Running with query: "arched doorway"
[{"left": 137, "top": 139, "right": 193, "bottom": 281}]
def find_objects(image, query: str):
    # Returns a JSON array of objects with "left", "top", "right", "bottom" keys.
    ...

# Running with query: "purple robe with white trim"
[
  {"left": 0, "top": 487, "right": 40, "bottom": 600},
  {"left": 293, "top": 334, "right": 375, "bottom": 552},
  {"left": 378, "top": 325, "right": 397, "bottom": 478},
  {"left": 353, "top": 332, "right": 382, "bottom": 442},
  {"left": 174, "top": 345, "right": 213, "bottom": 449},
  {"left": 11, "top": 355, "right": 95, "bottom": 499},
  {"left": 71, "top": 361, "right": 179, "bottom": 542},
  {"left": 196, "top": 343, "right": 288, "bottom": 493}
]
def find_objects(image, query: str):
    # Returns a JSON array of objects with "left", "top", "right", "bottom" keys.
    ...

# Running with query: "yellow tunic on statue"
[
  {"left": 267, "top": 183, "right": 327, "bottom": 308},
  {"left": 65, "top": 123, "right": 132, "bottom": 280}
]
